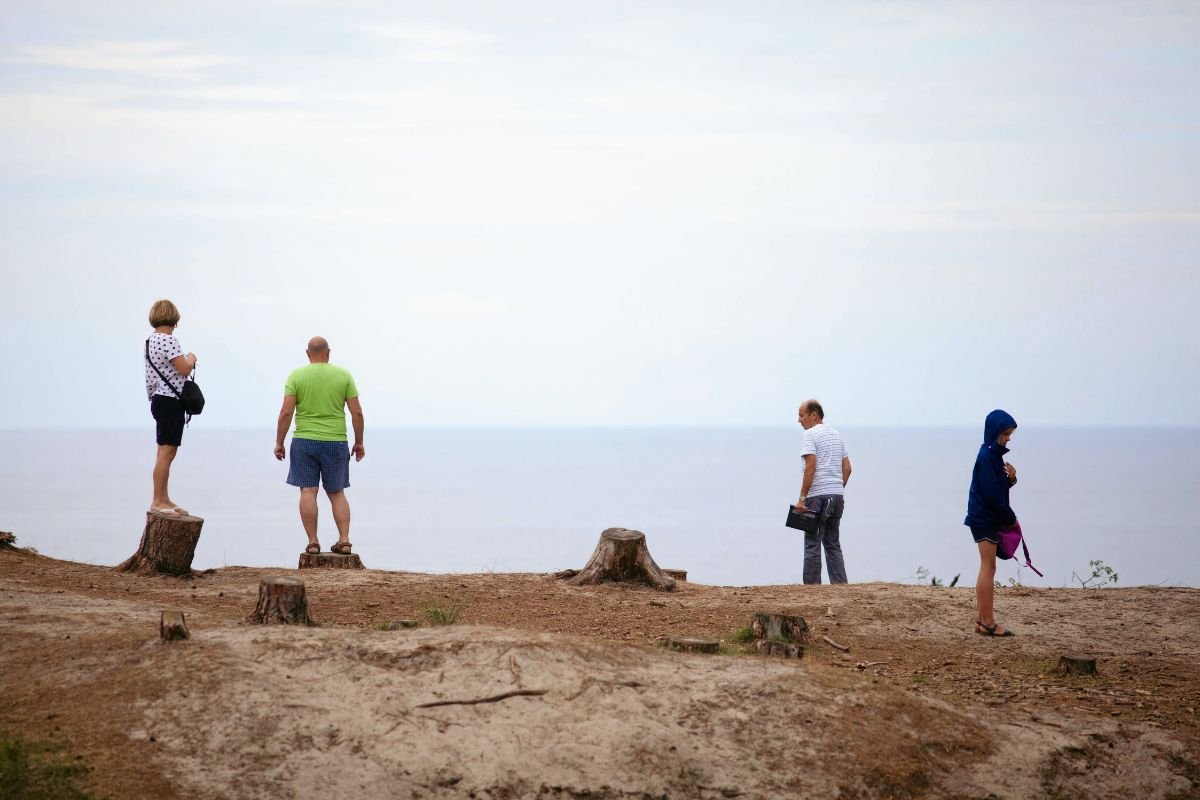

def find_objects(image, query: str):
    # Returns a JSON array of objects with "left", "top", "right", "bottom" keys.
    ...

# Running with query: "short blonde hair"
[{"left": 149, "top": 299, "right": 181, "bottom": 328}]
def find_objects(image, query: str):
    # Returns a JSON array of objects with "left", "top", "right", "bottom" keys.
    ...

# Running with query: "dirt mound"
[{"left": 1, "top": 549, "right": 1197, "bottom": 798}]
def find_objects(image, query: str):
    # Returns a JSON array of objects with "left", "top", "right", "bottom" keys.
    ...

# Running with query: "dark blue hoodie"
[{"left": 964, "top": 409, "right": 1018, "bottom": 530}]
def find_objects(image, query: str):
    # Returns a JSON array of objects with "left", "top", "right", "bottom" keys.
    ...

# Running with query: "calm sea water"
[{"left": 1, "top": 428, "right": 1196, "bottom": 587}]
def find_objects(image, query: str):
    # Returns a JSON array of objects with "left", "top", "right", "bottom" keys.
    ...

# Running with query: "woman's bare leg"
[
  {"left": 975, "top": 540, "right": 1007, "bottom": 634},
  {"left": 151, "top": 444, "right": 178, "bottom": 510}
]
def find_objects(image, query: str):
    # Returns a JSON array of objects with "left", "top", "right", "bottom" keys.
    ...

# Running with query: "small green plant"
[
  {"left": 727, "top": 627, "right": 755, "bottom": 644},
  {"left": 1073, "top": 560, "right": 1118, "bottom": 589},
  {"left": 0, "top": 732, "right": 94, "bottom": 800},
  {"left": 994, "top": 575, "right": 1023, "bottom": 589},
  {"left": 915, "top": 566, "right": 959, "bottom": 587},
  {"left": 420, "top": 601, "right": 465, "bottom": 626}
]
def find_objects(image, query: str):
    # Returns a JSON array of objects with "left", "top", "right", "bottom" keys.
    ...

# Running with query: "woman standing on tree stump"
[{"left": 144, "top": 299, "right": 198, "bottom": 516}]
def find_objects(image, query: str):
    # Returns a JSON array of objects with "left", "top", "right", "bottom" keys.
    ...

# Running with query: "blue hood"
[{"left": 983, "top": 409, "right": 1017, "bottom": 446}]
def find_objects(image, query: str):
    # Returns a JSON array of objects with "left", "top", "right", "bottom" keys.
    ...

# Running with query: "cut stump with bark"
[
  {"left": 1056, "top": 654, "right": 1098, "bottom": 677},
  {"left": 663, "top": 569, "right": 687, "bottom": 582},
  {"left": 249, "top": 576, "right": 314, "bottom": 625},
  {"left": 668, "top": 636, "right": 720, "bottom": 654},
  {"left": 116, "top": 512, "right": 203, "bottom": 576},
  {"left": 160, "top": 610, "right": 190, "bottom": 641},
  {"left": 756, "top": 640, "right": 804, "bottom": 659},
  {"left": 298, "top": 552, "right": 365, "bottom": 570},
  {"left": 751, "top": 612, "right": 812, "bottom": 644},
  {"left": 565, "top": 528, "right": 676, "bottom": 591}
]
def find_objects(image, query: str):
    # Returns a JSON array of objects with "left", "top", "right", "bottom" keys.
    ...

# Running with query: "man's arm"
[
  {"left": 346, "top": 396, "right": 365, "bottom": 461},
  {"left": 274, "top": 395, "right": 297, "bottom": 460},
  {"left": 842, "top": 456, "right": 852, "bottom": 487},
  {"left": 797, "top": 453, "right": 815, "bottom": 506}
]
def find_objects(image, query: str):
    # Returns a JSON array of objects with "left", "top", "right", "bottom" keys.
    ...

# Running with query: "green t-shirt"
[{"left": 284, "top": 363, "right": 359, "bottom": 442}]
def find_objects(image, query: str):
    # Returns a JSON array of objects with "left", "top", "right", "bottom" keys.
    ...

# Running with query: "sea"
[{"left": 1, "top": 427, "right": 1197, "bottom": 588}]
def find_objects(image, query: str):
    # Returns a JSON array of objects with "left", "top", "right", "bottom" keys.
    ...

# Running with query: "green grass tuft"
[
  {"left": 0, "top": 732, "right": 94, "bottom": 800},
  {"left": 421, "top": 601, "right": 465, "bottom": 626}
]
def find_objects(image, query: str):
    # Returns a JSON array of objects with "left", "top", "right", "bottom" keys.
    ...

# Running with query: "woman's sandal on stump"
[
  {"left": 304, "top": 542, "right": 321, "bottom": 555},
  {"left": 976, "top": 620, "right": 1014, "bottom": 637},
  {"left": 330, "top": 541, "right": 353, "bottom": 555}
]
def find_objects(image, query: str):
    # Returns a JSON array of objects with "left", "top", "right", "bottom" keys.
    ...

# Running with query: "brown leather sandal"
[
  {"left": 305, "top": 542, "right": 321, "bottom": 555},
  {"left": 330, "top": 541, "right": 353, "bottom": 555}
]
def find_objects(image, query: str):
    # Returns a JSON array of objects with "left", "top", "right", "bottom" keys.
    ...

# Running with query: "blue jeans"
[{"left": 803, "top": 494, "right": 847, "bottom": 584}]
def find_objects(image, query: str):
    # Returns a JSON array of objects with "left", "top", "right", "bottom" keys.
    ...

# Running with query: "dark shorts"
[
  {"left": 970, "top": 526, "right": 999, "bottom": 545},
  {"left": 287, "top": 438, "right": 351, "bottom": 492},
  {"left": 151, "top": 395, "right": 185, "bottom": 447}
]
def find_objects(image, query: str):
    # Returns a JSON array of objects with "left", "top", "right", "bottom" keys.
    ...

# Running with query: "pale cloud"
[
  {"left": 403, "top": 293, "right": 512, "bottom": 320},
  {"left": 360, "top": 23, "right": 496, "bottom": 62},
  {"left": 12, "top": 41, "right": 230, "bottom": 79}
]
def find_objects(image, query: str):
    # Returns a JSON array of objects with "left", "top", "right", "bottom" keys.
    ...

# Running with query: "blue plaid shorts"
[{"left": 287, "top": 438, "right": 351, "bottom": 492}]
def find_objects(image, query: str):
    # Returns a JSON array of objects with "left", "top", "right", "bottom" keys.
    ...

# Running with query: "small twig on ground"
[
  {"left": 821, "top": 635, "right": 851, "bottom": 653},
  {"left": 855, "top": 661, "right": 890, "bottom": 669},
  {"left": 416, "top": 689, "right": 548, "bottom": 708}
]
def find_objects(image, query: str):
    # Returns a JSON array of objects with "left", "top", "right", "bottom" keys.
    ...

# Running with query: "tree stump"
[
  {"left": 160, "top": 610, "right": 190, "bottom": 641},
  {"left": 663, "top": 568, "right": 687, "bottom": 582},
  {"left": 751, "top": 612, "right": 811, "bottom": 644},
  {"left": 115, "top": 512, "right": 204, "bottom": 576},
  {"left": 668, "top": 636, "right": 720, "bottom": 654},
  {"left": 565, "top": 528, "right": 676, "bottom": 591},
  {"left": 298, "top": 552, "right": 365, "bottom": 570},
  {"left": 756, "top": 640, "right": 804, "bottom": 659},
  {"left": 249, "top": 576, "right": 314, "bottom": 625},
  {"left": 1056, "top": 654, "right": 1098, "bottom": 677}
]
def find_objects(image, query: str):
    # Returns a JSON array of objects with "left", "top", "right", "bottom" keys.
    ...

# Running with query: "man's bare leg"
[
  {"left": 151, "top": 444, "right": 178, "bottom": 511},
  {"left": 328, "top": 490, "right": 351, "bottom": 548},
  {"left": 299, "top": 487, "right": 319, "bottom": 548}
]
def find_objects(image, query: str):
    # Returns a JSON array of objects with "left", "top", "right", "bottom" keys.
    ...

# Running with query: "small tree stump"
[
  {"left": 1056, "top": 654, "right": 1098, "bottom": 677},
  {"left": 663, "top": 569, "right": 687, "bottom": 582},
  {"left": 382, "top": 619, "right": 419, "bottom": 631},
  {"left": 756, "top": 640, "right": 804, "bottom": 659},
  {"left": 249, "top": 576, "right": 314, "bottom": 625},
  {"left": 751, "top": 612, "right": 811, "bottom": 644},
  {"left": 160, "top": 610, "right": 190, "bottom": 641},
  {"left": 298, "top": 552, "right": 365, "bottom": 570},
  {"left": 565, "top": 528, "right": 676, "bottom": 591},
  {"left": 668, "top": 636, "right": 720, "bottom": 654},
  {"left": 116, "top": 512, "right": 203, "bottom": 576}
]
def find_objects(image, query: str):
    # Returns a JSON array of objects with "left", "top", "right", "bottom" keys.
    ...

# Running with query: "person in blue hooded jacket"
[{"left": 965, "top": 409, "right": 1019, "bottom": 637}]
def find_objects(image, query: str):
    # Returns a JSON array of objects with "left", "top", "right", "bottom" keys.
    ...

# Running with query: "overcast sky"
[{"left": 1, "top": 0, "right": 1197, "bottom": 428}]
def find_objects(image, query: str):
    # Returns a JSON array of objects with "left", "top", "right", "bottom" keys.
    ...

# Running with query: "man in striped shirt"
[{"left": 795, "top": 399, "right": 853, "bottom": 584}]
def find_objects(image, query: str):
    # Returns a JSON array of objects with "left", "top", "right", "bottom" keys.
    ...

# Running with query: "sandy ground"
[{"left": 1, "top": 545, "right": 1198, "bottom": 799}]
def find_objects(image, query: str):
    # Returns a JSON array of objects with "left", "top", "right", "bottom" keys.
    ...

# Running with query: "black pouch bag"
[
  {"left": 146, "top": 340, "right": 205, "bottom": 416},
  {"left": 785, "top": 505, "right": 820, "bottom": 533}
]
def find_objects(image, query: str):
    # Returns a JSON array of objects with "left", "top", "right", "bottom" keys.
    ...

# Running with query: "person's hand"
[
  {"left": 1005, "top": 462, "right": 1017, "bottom": 484},
  {"left": 274, "top": 444, "right": 286, "bottom": 461},
  {"left": 187, "top": 352, "right": 197, "bottom": 364},
  {"left": 352, "top": 443, "right": 365, "bottom": 462}
]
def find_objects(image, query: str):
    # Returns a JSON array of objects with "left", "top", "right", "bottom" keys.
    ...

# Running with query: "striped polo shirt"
[{"left": 800, "top": 423, "right": 848, "bottom": 496}]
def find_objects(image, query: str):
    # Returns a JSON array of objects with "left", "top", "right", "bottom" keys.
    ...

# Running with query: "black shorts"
[
  {"left": 151, "top": 395, "right": 185, "bottom": 447},
  {"left": 970, "top": 526, "right": 999, "bottom": 545}
]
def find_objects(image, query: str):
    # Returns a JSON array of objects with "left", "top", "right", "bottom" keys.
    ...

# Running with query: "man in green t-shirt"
[{"left": 274, "top": 336, "right": 365, "bottom": 556}]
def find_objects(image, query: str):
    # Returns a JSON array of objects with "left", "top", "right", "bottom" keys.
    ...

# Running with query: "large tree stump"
[
  {"left": 565, "top": 528, "right": 676, "bottom": 591},
  {"left": 1056, "top": 654, "right": 1098, "bottom": 677},
  {"left": 298, "top": 552, "right": 365, "bottom": 570},
  {"left": 160, "top": 610, "right": 190, "bottom": 641},
  {"left": 116, "top": 512, "right": 203, "bottom": 576},
  {"left": 751, "top": 612, "right": 811, "bottom": 644},
  {"left": 249, "top": 576, "right": 314, "bottom": 625},
  {"left": 663, "top": 568, "right": 687, "bottom": 582},
  {"left": 756, "top": 640, "right": 804, "bottom": 659}
]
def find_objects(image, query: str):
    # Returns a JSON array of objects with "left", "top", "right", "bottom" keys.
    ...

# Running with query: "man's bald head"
[{"left": 306, "top": 336, "right": 330, "bottom": 363}]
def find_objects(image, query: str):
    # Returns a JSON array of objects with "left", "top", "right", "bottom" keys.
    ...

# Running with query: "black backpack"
[{"left": 145, "top": 340, "right": 205, "bottom": 416}]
